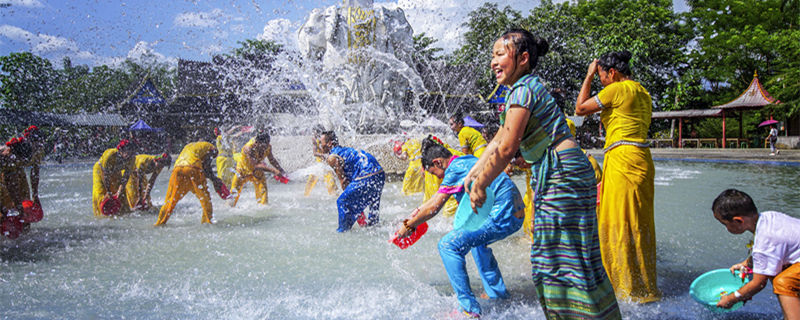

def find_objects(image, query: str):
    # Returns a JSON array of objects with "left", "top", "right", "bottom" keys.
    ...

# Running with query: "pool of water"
[{"left": 0, "top": 160, "right": 789, "bottom": 319}]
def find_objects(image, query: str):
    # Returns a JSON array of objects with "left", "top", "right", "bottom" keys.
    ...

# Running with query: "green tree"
[
  {"left": 0, "top": 52, "right": 59, "bottom": 111},
  {"left": 230, "top": 39, "right": 283, "bottom": 70},
  {"left": 574, "top": 0, "right": 691, "bottom": 110},
  {"left": 450, "top": 3, "right": 525, "bottom": 96}
]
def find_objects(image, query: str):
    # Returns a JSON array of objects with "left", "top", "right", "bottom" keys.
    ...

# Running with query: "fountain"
[{"left": 0, "top": 2, "right": 788, "bottom": 319}]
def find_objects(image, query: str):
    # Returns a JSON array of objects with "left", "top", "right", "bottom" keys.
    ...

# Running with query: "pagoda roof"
[
  {"left": 652, "top": 109, "right": 722, "bottom": 119},
  {"left": 712, "top": 71, "right": 779, "bottom": 110}
]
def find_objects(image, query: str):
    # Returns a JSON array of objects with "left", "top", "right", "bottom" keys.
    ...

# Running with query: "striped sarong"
[{"left": 530, "top": 147, "right": 621, "bottom": 319}]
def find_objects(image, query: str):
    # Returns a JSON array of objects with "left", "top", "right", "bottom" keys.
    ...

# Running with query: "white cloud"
[
  {"left": 257, "top": 18, "right": 297, "bottom": 47},
  {"left": 125, "top": 41, "right": 177, "bottom": 66},
  {"left": 174, "top": 8, "right": 226, "bottom": 28},
  {"left": 374, "top": 0, "right": 543, "bottom": 52},
  {"left": 0, "top": 24, "right": 96, "bottom": 58},
  {"left": 201, "top": 44, "right": 224, "bottom": 55},
  {"left": 1, "top": 0, "right": 44, "bottom": 8}
]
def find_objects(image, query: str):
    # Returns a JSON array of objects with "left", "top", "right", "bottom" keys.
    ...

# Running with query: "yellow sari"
[{"left": 596, "top": 80, "right": 661, "bottom": 303}]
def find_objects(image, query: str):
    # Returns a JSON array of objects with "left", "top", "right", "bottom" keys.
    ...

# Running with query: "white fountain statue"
[{"left": 297, "top": 0, "right": 424, "bottom": 132}]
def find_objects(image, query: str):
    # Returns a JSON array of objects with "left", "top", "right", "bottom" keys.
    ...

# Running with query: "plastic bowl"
[
  {"left": 690, "top": 268, "right": 750, "bottom": 313},
  {"left": 2, "top": 216, "right": 24, "bottom": 239},
  {"left": 21, "top": 200, "right": 43, "bottom": 223},
  {"left": 453, "top": 187, "right": 494, "bottom": 231},
  {"left": 101, "top": 196, "right": 121, "bottom": 216}
]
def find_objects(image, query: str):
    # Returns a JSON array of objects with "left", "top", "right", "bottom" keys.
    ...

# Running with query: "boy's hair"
[
  {"left": 321, "top": 130, "right": 338, "bottom": 146},
  {"left": 499, "top": 28, "right": 549, "bottom": 74},
  {"left": 712, "top": 189, "right": 758, "bottom": 221},
  {"left": 421, "top": 135, "right": 453, "bottom": 169}
]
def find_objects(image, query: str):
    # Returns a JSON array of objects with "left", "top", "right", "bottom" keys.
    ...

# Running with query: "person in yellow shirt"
[
  {"left": 92, "top": 140, "right": 136, "bottom": 217},
  {"left": 576, "top": 50, "right": 660, "bottom": 303},
  {"left": 230, "top": 131, "right": 286, "bottom": 207},
  {"left": 449, "top": 112, "right": 488, "bottom": 157},
  {"left": 125, "top": 153, "right": 171, "bottom": 211},
  {"left": 1, "top": 126, "right": 45, "bottom": 218},
  {"left": 155, "top": 140, "right": 226, "bottom": 226},
  {"left": 215, "top": 127, "right": 238, "bottom": 187},
  {"left": 394, "top": 137, "right": 424, "bottom": 196},
  {"left": 304, "top": 125, "right": 338, "bottom": 196}
]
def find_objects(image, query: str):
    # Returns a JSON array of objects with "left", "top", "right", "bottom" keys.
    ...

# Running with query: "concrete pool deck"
[{"left": 587, "top": 147, "right": 800, "bottom": 166}]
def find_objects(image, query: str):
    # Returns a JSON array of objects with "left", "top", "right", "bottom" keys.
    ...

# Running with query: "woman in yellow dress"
[
  {"left": 449, "top": 112, "right": 488, "bottom": 157},
  {"left": 305, "top": 126, "right": 338, "bottom": 196},
  {"left": 394, "top": 137, "right": 424, "bottom": 195},
  {"left": 155, "top": 140, "right": 225, "bottom": 225},
  {"left": 230, "top": 132, "right": 285, "bottom": 207},
  {"left": 215, "top": 127, "right": 238, "bottom": 188},
  {"left": 575, "top": 50, "right": 661, "bottom": 303},
  {"left": 1, "top": 126, "right": 45, "bottom": 217},
  {"left": 92, "top": 140, "right": 136, "bottom": 217},
  {"left": 125, "top": 153, "right": 171, "bottom": 211}
]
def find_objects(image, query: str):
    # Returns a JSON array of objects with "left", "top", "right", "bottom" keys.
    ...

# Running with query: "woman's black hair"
[
  {"left": 481, "top": 120, "right": 500, "bottom": 141},
  {"left": 255, "top": 130, "right": 271, "bottom": 144},
  {"left": 712, "top": 188, "right": 758, "bottom": 221},
  {"left": 421, "top": 135, "right": 453, "bottom": 169},
  {"left": 499, "top": 28, "right": 549, "bottom": 73},
  {"left": 597, "top": 50, "right": 633, "bottom": 76},
  {"left": 321, "top": 130, "right": 339, "bottom": 146},
  {"left": 8, "top": 140, "right": 33, "bottom": 159},
  {"left": 449, "top": 111, "right": 464, "bottom": 125}
]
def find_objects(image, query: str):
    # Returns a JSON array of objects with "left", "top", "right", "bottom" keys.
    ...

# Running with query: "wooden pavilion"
[
  {"left": 651, "top": 71, "right": 780, "bottom": 148},
  {"left": 712, "top": 70, "right": 780, "bottom": 148}
]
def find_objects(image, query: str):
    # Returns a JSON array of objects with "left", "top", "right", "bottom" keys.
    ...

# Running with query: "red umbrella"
[{"left": 758, "top": 119, "right": 778, "bottom": 127}]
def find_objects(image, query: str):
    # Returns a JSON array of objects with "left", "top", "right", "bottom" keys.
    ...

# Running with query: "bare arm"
[
  {"left": 469, "top": 106, "right": 529, "bottom": 211},
  {"left": 463, "top": 132, "right": 502, "bottom": 190},
  {"left": 326, "top": 155, "right": 348, "bottom": 189},
  {"left": 717, "top": 273, "right": 769, "bottom": 308},
  {"left": 575, "top": 59, "right": 602, "bottom": 116},
  {"left": 265, "top": 147, "right": 286, "bottom": 175},
  {"left": 395, "top": 192, "right": 450, "bottom": 237},
  {"left": 203, "top": 150, "right": 224, "bottom": 190},
  {"left": 116, "top": 168, "right": 131, "bottom": 199}
]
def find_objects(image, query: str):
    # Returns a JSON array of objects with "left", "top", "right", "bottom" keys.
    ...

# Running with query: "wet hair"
[
  {"left": 499, "top": 28, "right": 549, "bottom": 73},
  {"left": 597, "top": 50, "right": 633, "bottom": 76},
  {"left": 421, "top": 135, "right": 453, "bottom": 169},
  {"left": 7, "top": 138, "right": 33, "bottom": 159},
  {"left": 157, "top": 152, "right": 172, "bottom": 169},
  {"left": 255, "top": 131, "right": 271, "bottom": 144},
  {"left": 712, "top": 189, "right": 758, "bottom": 221},
  {"left": 449, "top": 111, "right": 464, "bottom": 126},
  {"left": 312, "top": 124, "right": 325, "bottom": 137},
  {"left": 481, "top": 121, "right": 500, "bottom": 141},
  {"left": 321, "top": 130, "right": 338, "bottom": 146}
]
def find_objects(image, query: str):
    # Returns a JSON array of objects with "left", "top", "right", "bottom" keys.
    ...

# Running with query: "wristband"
[{"left": 734, "top": 290, "right": 742, "bottom": 299}]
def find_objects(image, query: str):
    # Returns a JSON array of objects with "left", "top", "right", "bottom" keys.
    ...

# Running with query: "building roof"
[
  {"left": 712, "top": 71, "right": 779, "bottom": 110},
  {"left": 651, "top": 109, "right": 722, "bottom": 119},
  {"left": 0, "top": 109, "right": 128, "bottom": 127}
]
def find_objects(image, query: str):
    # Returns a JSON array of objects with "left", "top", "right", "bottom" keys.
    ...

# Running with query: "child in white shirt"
[{"left": 712, "top": 189, "right": 800, "bottom": 319}]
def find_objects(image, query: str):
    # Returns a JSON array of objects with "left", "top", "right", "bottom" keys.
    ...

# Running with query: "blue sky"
[{"left": 0, "top": 0, "right": 689, "bottom": 68}]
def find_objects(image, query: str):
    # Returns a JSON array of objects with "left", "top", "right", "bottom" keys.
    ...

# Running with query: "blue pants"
[
  {"left": 336, "top": 172, "right": 385, "bottom": 232},
  {"left": 438, "top": 214, "right": 523, "bottom": 315}
]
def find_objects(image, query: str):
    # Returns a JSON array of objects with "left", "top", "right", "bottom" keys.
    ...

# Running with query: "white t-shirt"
[
  {"left": 770, "top": 128, "right": 778, "bottom": 138},
  {"left": 752, "top": 211, "right": 800, "bottom": 276}
]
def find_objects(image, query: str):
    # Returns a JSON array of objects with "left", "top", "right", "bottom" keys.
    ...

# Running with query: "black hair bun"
[
  {"left": 617, "top": 50, "right": 632, "bottom": 63},
  {"left": 535, "top": 37, "right": 549, "bottom": 57}
]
